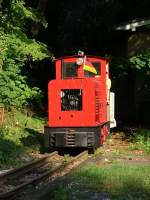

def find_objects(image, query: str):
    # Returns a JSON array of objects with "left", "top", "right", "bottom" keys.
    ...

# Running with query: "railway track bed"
[{"left": 0, "top": 151, "right": 88, "bottom": 200}]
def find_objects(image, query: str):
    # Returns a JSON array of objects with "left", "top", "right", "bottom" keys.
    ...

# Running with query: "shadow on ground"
[
  {"left": 0, "top": 137, "right": 24, "bottom": 168},
  {"left": 43, "top": 173, "right": 150, "bottom": 200},
  {"left": 20, "top": 128, "right": 46, "bottom": 153}
]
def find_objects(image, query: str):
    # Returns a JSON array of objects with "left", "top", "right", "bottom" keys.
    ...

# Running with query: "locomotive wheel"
[{"left": 101, "top": 122, "right": 110, "bottom": 144}]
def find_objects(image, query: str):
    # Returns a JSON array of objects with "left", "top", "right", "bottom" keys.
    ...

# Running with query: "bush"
[{"left": 130, "top": 129, "right": 150, "bottom": 153}]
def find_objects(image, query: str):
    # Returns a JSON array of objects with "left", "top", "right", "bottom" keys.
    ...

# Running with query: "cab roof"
[{"left": 55, "top": 55, "right": 110, "bottom": 62}]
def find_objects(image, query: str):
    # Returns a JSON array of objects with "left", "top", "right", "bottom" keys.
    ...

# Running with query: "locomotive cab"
[{"left": 44, "top": 52, "right": 116, "bottom": 149}]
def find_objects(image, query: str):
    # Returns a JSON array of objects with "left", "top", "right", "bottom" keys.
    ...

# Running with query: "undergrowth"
[
  {"left": 0, "top": 109, "right": 46, "bottom": 169},
  {"left": 128, "top": 129, "right": 150, "bottom": 154}
]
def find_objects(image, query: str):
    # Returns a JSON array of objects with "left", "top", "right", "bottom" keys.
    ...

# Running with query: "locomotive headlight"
[{"left": 76, "top": 57, "right": 84, "bottom": 65}]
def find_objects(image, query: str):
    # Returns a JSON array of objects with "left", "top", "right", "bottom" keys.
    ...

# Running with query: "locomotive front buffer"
[{"left": 44, "top": 51, "right": 116, "bottom": 149}]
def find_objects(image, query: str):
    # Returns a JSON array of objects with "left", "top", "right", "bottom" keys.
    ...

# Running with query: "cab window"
[{"left": 62, "top": 62, "right": 77, "bottom": 79}]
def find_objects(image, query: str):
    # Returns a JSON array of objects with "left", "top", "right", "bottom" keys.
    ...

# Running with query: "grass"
[
  {"left": 63, "top": 154, "right": 71, "bottom": 163},
  {"left": 0, "top": 109, "right": 46, "bottom": 169},
  {"left": 70, "top": 164, "right": 150, "bottom": 200},
  {"left": 52, "top": 164, "right": 150, "bottom": 200},
  {"left": 52, "top": 129, "right": 150, "bottom": 200},
  {"left": 53, "top": 186, "right": 72, "bottom": 200}
]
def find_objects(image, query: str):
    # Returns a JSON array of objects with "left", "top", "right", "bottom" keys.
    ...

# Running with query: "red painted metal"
[
  {"left": 47, "top": 55, "right": 110, "bottom": 145},
  {"left": 101, "top": 124, "right": 108, "bottom": 144}
]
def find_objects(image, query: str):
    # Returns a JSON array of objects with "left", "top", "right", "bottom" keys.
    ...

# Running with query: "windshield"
[
  {"left": 61, "top": 61, "right": 101, "bottom": 79},
  {"left": 62, "top": 62, "right": 77, "bottom": 79}
]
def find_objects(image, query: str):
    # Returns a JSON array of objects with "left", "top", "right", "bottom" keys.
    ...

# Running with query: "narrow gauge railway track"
[{"left": 0, "top": 151, "right": 88, "bottom": 200}]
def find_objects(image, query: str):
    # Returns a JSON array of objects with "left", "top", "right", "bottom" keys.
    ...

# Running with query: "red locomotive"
[{"left": 44, "top": 51, "right": 116, "bottom": 149}]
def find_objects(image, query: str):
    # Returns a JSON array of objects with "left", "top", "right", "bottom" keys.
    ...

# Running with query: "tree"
[{"left": 0, "top": 0, "right": 52, "bottom": 108}]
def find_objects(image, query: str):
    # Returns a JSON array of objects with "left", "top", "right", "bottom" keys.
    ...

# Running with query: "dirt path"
[{"left": 90, "top": 132, "right": 150, "bottom": 166}]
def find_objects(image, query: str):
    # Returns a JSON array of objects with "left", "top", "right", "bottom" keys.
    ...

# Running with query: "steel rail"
[
  {"left": 0, "top": 151, "right": 58, "bottom": 184},
  {"left": 0, "top": 151, "right": 88, "bottom": 200}
]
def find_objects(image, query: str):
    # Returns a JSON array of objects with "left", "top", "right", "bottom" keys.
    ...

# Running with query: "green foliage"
[
  {"left": 0, "top": 70, "right": 42, "bottom": 107},
  {"left": 129, "top": 129, "right": 150, "bottom": 154},
  {"left": 110, "top": 52, "right": 150, "bottom": 79},
  {"left": 110, "top": 56, "right": 129, "bottom": 78},
  {"left": 10, "top": 0, "right": 48, "bottom": 29},
  {"left": 1, "top": 0, "right": 48, "bottom": 31},
  {"left": 129, "top": 53, "right": 150, "bottom": 70},
  {"left": 0, "top": 0, "right": 51, "bottom": 108}
]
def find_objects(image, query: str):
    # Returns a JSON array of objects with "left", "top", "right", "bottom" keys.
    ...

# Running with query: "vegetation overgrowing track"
[{"left": 0, "top": 151, "right": 88, "bottom": 200}]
